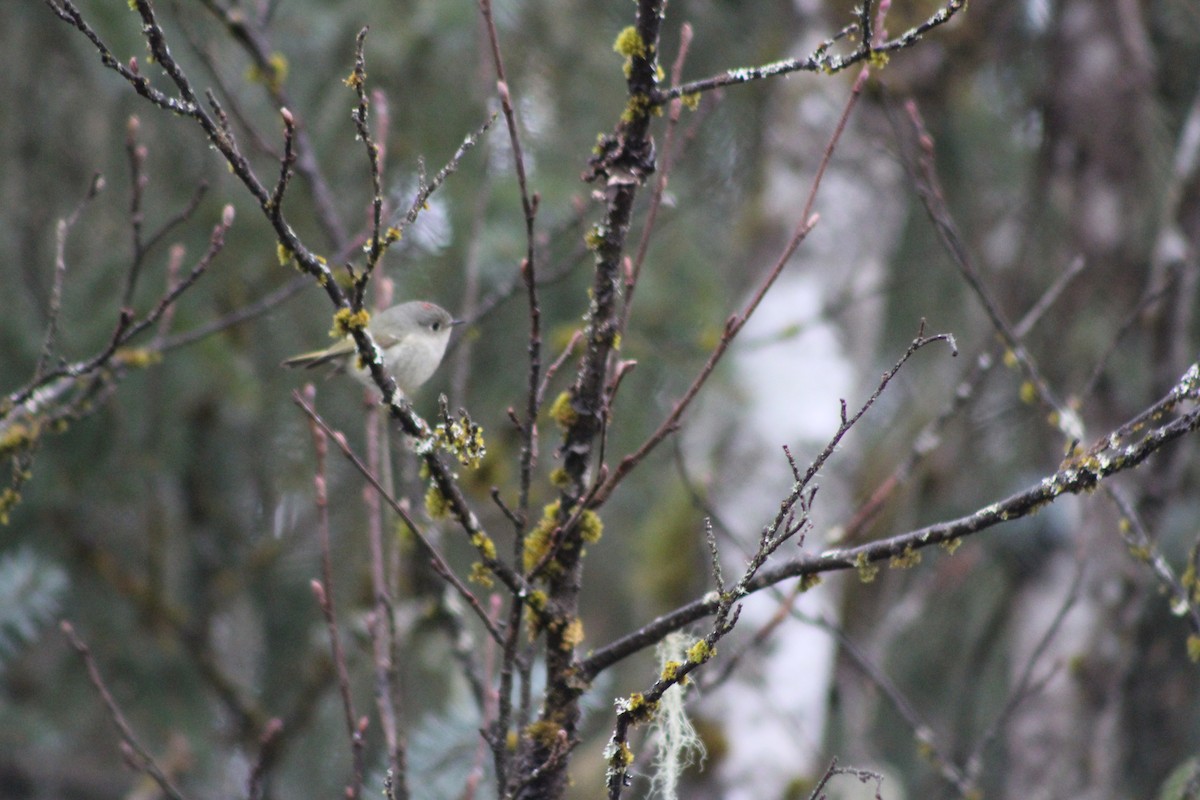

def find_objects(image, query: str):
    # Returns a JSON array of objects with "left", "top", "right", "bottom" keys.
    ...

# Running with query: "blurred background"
[{"left": 2, "top": 0, "right": 1199, "bottom": 798}]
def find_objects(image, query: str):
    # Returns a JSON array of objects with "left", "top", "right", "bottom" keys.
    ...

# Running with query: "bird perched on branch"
[{"left": 283, "top": 300, "right": 459, "bottom": 395}]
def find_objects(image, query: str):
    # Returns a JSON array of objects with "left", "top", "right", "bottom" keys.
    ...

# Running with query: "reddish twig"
[
  {"left": 60, "top": 621, "right": 189, "bottom": 800},
  {"left": 302, "top": 386, "right": 366, "bottom": 800}
]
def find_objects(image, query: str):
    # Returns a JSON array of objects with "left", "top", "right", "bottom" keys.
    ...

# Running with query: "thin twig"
[
  {"left": 303, "top": 386, "right": 366, "bottom": 799},
  {"left": 292, "top": 390, "right": 505, "bottom": 646},
  {"left": 60, "top": 621, "right": 189, "bottom": 800},
  {"left": 35, "top": 173, "right": 104, "bottom": 382},
  {"left": 840, "top": 254, "right": 1084, "bottom": 542}
]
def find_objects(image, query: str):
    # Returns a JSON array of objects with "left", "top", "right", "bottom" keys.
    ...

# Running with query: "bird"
[{"left": 282, "top": 300, "right": 459, "bottom": 395}]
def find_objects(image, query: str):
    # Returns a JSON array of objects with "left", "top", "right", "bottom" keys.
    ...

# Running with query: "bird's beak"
[{"left": 451, "top": 318, "right": 467, "bottom": 327}]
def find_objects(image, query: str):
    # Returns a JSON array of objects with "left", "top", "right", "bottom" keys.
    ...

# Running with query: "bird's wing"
[{"left": 281, "top": 338, "right": 356, "bottom": 369}]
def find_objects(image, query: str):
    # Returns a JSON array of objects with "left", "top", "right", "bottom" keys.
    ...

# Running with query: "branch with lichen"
[
  {"left": 582, "top": 359, "right": 1200, "bottom": 679},
  {"left": 657, "top": 0, "right": 965, "bottom": 103},
  {"left": 600, "top": 325, "right": 955, "bottom": 797},
  {"left": 508, "top": 3, "right": 667, "bottom": 797},
  {"left": 2, "top": 197, "right": 233, "bottom": 525}
]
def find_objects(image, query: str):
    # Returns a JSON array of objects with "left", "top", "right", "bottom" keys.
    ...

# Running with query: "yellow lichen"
[
  {"left": 681, "top": 92, "right": 701, "bottom": 111},
  {"left": 246, "top": 52, "right": 289, "bottom": 92},
  {"left": 525, "top": 719, "right": 563, "bottom": 747},
  {"left": 889, "top": 545, "right": 922, "bottom": 569},
  {"left": 854, "top": 552, "right": 879, "bottom": 583},
  {"left": 0, "top": 487, "right": 21, "bottom": 525},
  {"left": 584, "top": 225, "right": 605, "bottom": 251},
  {"left": 578, "top": 509, "right": 604, "bottom": 544},
  {"left": 621, "top": 93, "right": 653, "bottom": 123},
  {"left": 613, "top": 741, "right": 634, "bottom": 767},
  {"left": 330, "top": 307, "right": 370, "bottom": 338},
  {"left": 424, "top": 484, "right": 450, "bottom": 520},
  {"left": 625, "top": 691, "right": 659, "bottom": 722},
  {"left": 1127, "top": 543, "right": 1152, "bottom": 562},
  {"left": 113, "top": 347, "right": 162, "bottom": 369},
  {"left": 549, "top": 391, "right": 578, "bottom": 429},
  {"left": 799, "top": 574, "right": 823, "bottom": 592},
  {"left": 686, "top": 639, "right": 713, "bottom": 664},
  {"left": 561, "top": 617, "right": 585, "bottom": 650},
  {"left": 613, "top": 26, "right": 646, "bottom": 59},
  {"left": 1188, "top": 635, "right": 1200, "bottom": 663},
  {"left": 468, "top": 562, "right": 494, "bottom": 588},
  {"left": 0, "top": 423, "right": 40, "bottom": 458},
  {"left": 526, "top": 589, "right": 548, "bottom": 612},
  {"left": 549, "top": 466, "right": 570, "bottom": 488},
  {"left": 434, "top": 414, "right": 487, "bottom": 468},
  {"left": 940, "top": 538, "right": 963, "bottom": 555},
  {"left": 523, "top": 500, "right": 562, "bottom": 573},
  {"left": 471, "top": 532, "right": 497, "bottom": 561}
]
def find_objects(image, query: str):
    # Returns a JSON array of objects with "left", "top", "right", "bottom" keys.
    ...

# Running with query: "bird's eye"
[{"left": 431, "top": 322, "right": 442, "bottom": 331}]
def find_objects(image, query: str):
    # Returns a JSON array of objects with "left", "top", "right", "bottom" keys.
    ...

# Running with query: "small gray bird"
[{"left": 283, "top": 301, "right": 459, "bottom": 395}]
